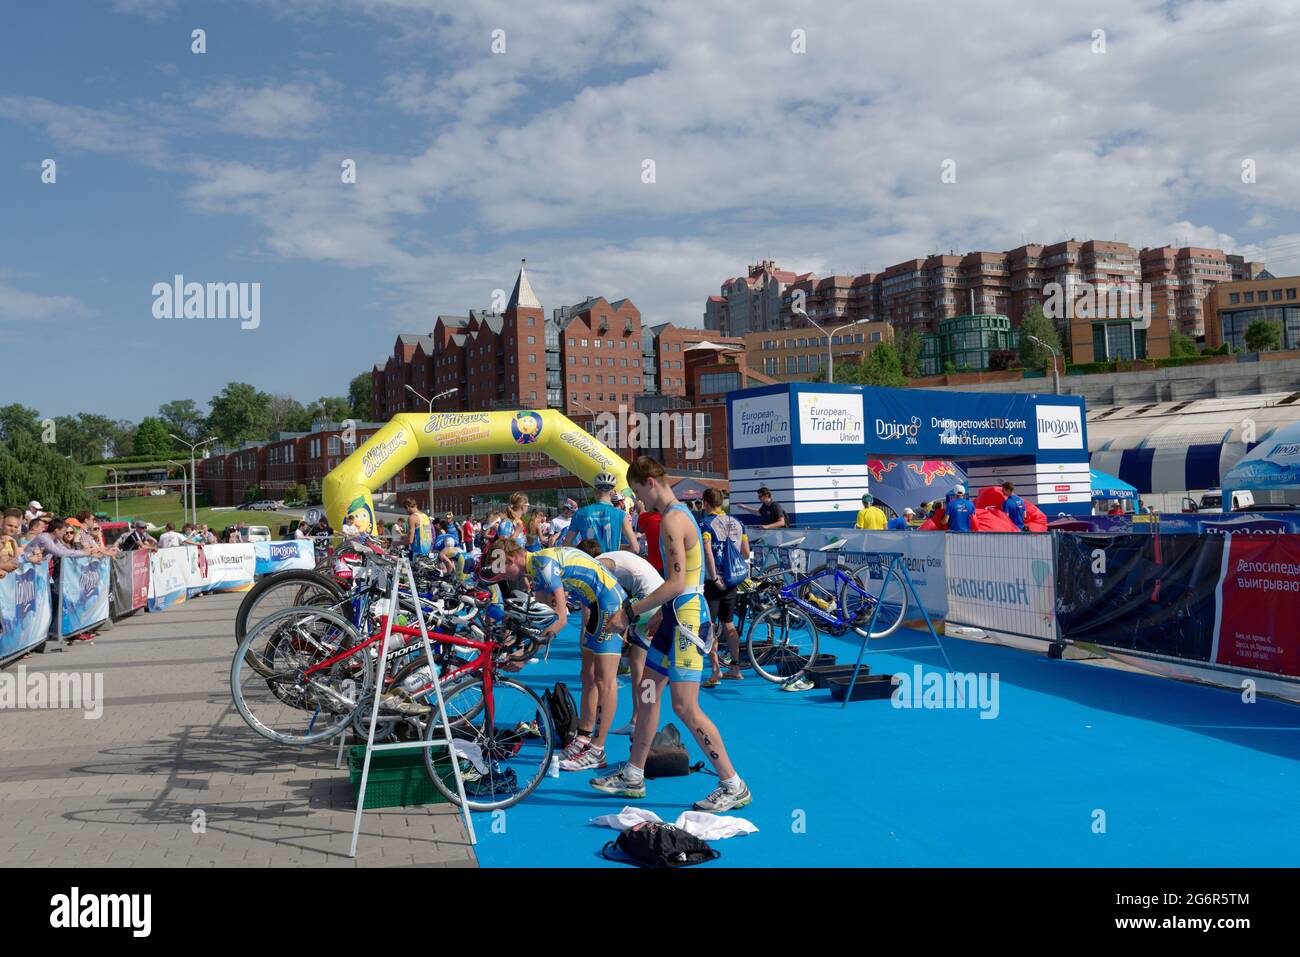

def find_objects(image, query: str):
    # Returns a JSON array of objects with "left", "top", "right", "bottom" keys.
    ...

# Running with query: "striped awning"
[{"left": 1089, "top": 443, "right": 1250, "bottom": 494}]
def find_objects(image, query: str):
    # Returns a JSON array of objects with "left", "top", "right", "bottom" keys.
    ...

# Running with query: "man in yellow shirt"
[{"left": 855, "top": 493, "right": 887, "bottom": 530}]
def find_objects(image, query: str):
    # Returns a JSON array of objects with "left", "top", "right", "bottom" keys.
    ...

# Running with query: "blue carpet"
[{"left": 471, "top": 624, "right": 1300, "bottom": 867}]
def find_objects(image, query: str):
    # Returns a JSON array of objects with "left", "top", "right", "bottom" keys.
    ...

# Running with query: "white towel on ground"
[{"left": 590, "top": 805, "right": 758, "bottom": 840}]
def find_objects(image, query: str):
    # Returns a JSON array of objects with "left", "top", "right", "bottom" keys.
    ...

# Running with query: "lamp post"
[
  {"left": 405, "top": 385, "right": 459, "bottom": 513},
  {"left": 793, "top": 305, "right": 855, "bottom": 384},
  {"left": 106, "top": 467, "right": 119, "bottom": 520},
  {"left": 171, "top": 435, "right": 217, "bottom": 526},
  {"left": 1027, "top": 335, "right": 1062, "bottom": 395}
]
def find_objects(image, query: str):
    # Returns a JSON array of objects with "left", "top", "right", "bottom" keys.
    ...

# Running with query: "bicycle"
[
  {"left": 744, "top": 536, "right": 909, "bottom": 682},
  {"left": 231, "top": 556, "right": 554, "bottom": 811}
]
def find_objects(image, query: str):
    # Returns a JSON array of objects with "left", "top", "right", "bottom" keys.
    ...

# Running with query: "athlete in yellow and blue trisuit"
[
  {"left": 644, "top": 502, "right": 711, "bottom": 684},
  {"left": 526, "top": 547, "right": 627, "bottom": 655}
]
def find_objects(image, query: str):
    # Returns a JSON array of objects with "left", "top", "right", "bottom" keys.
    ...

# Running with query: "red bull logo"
[
  {"left": 867, "top": 459, "right": 898, "bottom": 482},
  {"left": 907, "top": 461, "right": 958, "bottom": 486}
]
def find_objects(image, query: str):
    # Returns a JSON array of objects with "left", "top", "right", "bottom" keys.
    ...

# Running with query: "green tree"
[
  {"left": 893, "top": 327, "right": 924, "bottom": 379},
  {"left": 1018, "top": 306, "right": 1064, "bottom": 370},
  {"left": 208, "top": 382, "right": 273, "bottom": 445},
  {"left": 307, "top": 396, "right": 354, "bottom": 424},
  {"left": 1244, "top": 319, "right": 1282, "bottom": 353},
  {"left": 835, "top": 343, "right": 907, "bottom": 387},
  {"left": 1168, "top": 326, "right": 1198, "bottom": 357},
  {"left": 268, "top": 395, "right": 309, "bottom": 434},
  {"left": 0, "top": 431, "right": 94, "bottom": 515},
  {"left": 0, "top": 404, "right": 42, "bottom": 444},
  {"left": 132, "top": 417, "right": 173, "bottom": 457},
  {"left": 349, "top": 372, "right": 375, "bottom": 420},
  {"left": 55, "top": 413, "right": 128, "bottom": 462},
  {"left": 159, "top": 399, "right": 208, "bottom": 446}
]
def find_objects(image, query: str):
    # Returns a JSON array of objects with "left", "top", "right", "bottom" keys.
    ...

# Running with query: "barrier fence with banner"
[
  {"left": 148, "top": 548, "right": 189, "bottom": 611},
  {"left": 945, "top": 532, "right": 1057, "bottom": 641},
  {"left": 110, "top": 551, "right": 150, "bottom": 619},
  {"left": 58, "top": 556, "right": 112, "bottom": 640},
  {"left": 748, "top": 527, "right": 947, "bottom": 619},
  {"left": 0, "top": 560, "right": 54, "bottom": 661},
  {"left": 255, "top": 540, "right": 315, "bottom": 576}
]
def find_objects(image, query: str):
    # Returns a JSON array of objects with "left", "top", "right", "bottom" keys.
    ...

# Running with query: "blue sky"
[{"left": 2, "top": 0, "right": 1298, "bottom": 421}]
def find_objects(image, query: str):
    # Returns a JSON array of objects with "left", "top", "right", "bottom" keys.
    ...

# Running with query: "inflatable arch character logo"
[{"left": 322, "top": 409, "right": 632, "bottom": 529}]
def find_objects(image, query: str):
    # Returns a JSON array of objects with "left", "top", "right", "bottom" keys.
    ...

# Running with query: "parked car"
[
  {"left": 245, "top": 525, "right": 271, "bottom": 542},
  {"left": 245, "top": 500, "right": 281, "bottom": 512}
]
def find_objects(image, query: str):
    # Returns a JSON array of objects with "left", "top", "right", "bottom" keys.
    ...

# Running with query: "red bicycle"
[{"left": 231, "top": 603, "right": 555, "bottom": 811}]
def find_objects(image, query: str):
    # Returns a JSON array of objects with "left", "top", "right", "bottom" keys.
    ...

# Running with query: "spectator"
[
  {"left": 636, "top": 498, "right": 663, "bottom": 574},
  {"left": 0, "top": 508, "right": 24, "bottom": 577},
  {"left": 388, "top": 518, "right": 406, "bottom": 548},
  {"left": 23, "top": 500, "right": 43, "bottom": 526},
  {"left": 736, "top": 486, "right": 790, "bottom": 529},
  {"left": 23, "top": 517, "right": 92, "bottom": 561},
  {"left": 202, "top": 525, "right": 218, "bottom": 545},
  {"left": 224, "top": 527, "right": 242, "bottom": 544},
  {"left": 946, "top": 486, "right": 974, "bottom": 532},
  {"left": 549, "top": 498, "right": 576, "bottom": 546},
  {"left": 1001, "top": 482, "right": 1027, "bottom": 530},
  {"left": 887, "top": 507, "right": 915, "bottom": 531},
  {"left": 116, "top": 520, "right": 158, "bottom": 552},
  {"left": 855, "top": 493, "right": 887, "bottom": 530},
  {"left": 294, "top": 521, "right": 310, "bottom": 540},
  {"left": 699, "top": 487, "right": 749, "bottom": 687},
  {"left": 159, "top": 523, "right": 185, "bottom": 548}
]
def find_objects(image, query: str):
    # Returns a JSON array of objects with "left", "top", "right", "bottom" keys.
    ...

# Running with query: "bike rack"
[
  {"left": 840, "top": 550, "right": 954, "bottom": 710},
  {"left": 349, "top": 556, "right": 477, "bottom": 857}
]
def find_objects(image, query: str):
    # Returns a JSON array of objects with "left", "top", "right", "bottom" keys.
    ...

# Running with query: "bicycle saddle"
[
  {"left": 776, "top": 536, "right": 807, "bottom": 548},
  {"left": 819, "top": 539, "right": 847, "bottom": 551}
]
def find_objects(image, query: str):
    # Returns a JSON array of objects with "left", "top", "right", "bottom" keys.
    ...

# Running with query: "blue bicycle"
[{"left": 744, "top": 536, "right": 909, "bottom": 683}]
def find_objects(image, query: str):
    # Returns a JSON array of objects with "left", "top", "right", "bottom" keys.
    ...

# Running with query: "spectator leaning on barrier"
[
  {"left": 117, "top": 520, "right": 158, "bottom": 552},
  {"left": 23, "top": 501, "right": 43, "bottom": 526},
  {"left": 24, "top": 518, "right": 92, "bottom": 561},
  {"left": 295, "top": 521, "right": 310, "bottom": 540},
  {"left": 159, "top": 523, "right": 184, "bottom": 548},
  {"left": 0, "top": 508, "right": 24, "bottom": 578}
]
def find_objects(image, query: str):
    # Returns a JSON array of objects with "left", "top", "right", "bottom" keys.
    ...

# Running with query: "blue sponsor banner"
[
  {"left": 1146, "top": 513, "right": 1300, "bottom": 536},
  {"left": 255, "top": 540, "right": 315, "bottom": 575},
  {"left": 59, "top": 556, "right": 111, "bottom": 638},
  {"left": 0, "top": 560, "right": 53, "bottom": 659}
]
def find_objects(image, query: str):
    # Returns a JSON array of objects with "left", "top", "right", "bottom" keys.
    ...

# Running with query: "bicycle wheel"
[
  {"left": 840, "top": 561, "right": 910, "bottom": 639},
  {"left": 746, "top": 604, "right": 819, "bottom": 683},
  {"left": 231, "top": 605, "right": 368, "bottom": 746},
  {"left": 235, "top": 569, "right": 346, "bottom": 647},
  {"left": 422, "top": 677, "right": 553, "bottom": 812}
]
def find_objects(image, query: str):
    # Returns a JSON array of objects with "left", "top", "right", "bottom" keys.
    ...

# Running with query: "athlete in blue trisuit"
[
  {"left": 945, "top": 485, "right": 975, "bottom": 532},
  {"left": 431, "top": 518, "right": 465, "bottom": 577},
  {"left": 1000, "top": 482, "right": 1027, "bottom": 530},
  {"left": 562, "top": 471, "right": 640, "bottom": 555}
]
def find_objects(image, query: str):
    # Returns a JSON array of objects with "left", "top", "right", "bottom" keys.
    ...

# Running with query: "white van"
[
  {"left": 245, "top": 525, "right": 272, "bottom": 542},
  {"left": 1182, "top": 489, "right": 1255, "bottom": 513}
]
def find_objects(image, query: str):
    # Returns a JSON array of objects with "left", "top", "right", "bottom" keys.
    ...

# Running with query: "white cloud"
[
  {"left": 191, "top": 82, "right": 331, "bottom": 139},
  {"left": 0, "top": 283, "right": 92, "bottom": 323}
]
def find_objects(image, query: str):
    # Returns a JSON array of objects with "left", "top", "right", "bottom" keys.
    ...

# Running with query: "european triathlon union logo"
[{"left": 512, "top": 411, "right": 543, "bottom": 445}]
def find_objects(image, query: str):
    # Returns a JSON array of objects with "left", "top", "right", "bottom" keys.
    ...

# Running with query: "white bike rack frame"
[{"left": 349, "top": 556, "right": 477, "bottom": 857}]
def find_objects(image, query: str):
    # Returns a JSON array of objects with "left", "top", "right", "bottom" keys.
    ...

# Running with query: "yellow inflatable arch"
[{"left": 322, "top": 409, "right": 631, "bottom": 530}]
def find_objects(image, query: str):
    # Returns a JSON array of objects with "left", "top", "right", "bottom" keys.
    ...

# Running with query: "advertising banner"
[
  {"left": 1213, "top": 535, "right": 1300, "bottom": 678},
  {"left": 1145, "top": 513, "right": 1300, "bottom": 535},
  {"left": 1054, "top": 532, "right": 1225, "bottom": 662},
  {"left": 148, "top": 548, "right": 189, "bottom": 611},
  {"left": 730, "top": 390, "right": 792, "bottom": 450},
  {"left": 254, "top": 540, "right": 315, "bottom": 576},
  {"left": 109, "top": 552, "right": 149, "bottom": 618},
  {"left": 0, "top": 560, "right": 53, "bottom": 660},
  {"left": 205, "top": 543, "right": 257, "bottom": 591},
  {"left": 185, "top": 545, "right": 212, "bottom": 598},
  {"left": 945, "top": 532, "right": 1056, "bottom": 640},
  {"left": 59, "top": 556, "right": 111, "bottom": 638}
]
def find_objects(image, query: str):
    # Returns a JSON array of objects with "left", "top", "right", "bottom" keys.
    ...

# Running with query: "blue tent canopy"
[
  {"left": 1090, "top": 468, "right": 1137, "bottom": 501},
  {"left": 1223, "top": 420, "right": 1300, "bottom": 494}
]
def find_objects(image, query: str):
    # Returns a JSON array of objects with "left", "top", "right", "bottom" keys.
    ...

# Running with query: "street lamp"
[
  {"left": 1026, "top": 335, "right": 1062, "bottom": 395},
  {"left": 405, "top": 385, "right": 459, "bottom": 512},
  {"left": 106, "top": 466, "right": 120, "bottom": 520},
  {"left": 793, "top": 305, "right": 855, "bottom": 384},
  {"left": 171, "top": 435, "right": 217, "bottom": 526}
]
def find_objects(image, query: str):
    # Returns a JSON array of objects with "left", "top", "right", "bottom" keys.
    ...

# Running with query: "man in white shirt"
[
  {"left": 158, "top": 523, "right": 185, "bottom": 548},
  {"left": 548, "top": 498, "right": 576, "bottom": 546},
  {"left": 23, "top": 501, "right": 43, "bottom": 526},
  {"left": 588, "top": 544, "right": 665, "bottom": 738},
  {"left": 294, "top": 521, "right": 310, "bottom": 540}
]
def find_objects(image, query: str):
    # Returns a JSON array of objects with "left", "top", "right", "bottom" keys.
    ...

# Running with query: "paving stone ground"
[{"left": 0, "top": 591, "right": 476, "bottom": 867}]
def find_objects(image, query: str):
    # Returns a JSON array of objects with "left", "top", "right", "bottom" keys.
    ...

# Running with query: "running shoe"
[
  {"left": 779, "top": 675, "right": 815, "bottom": 692},
  {"left": 559, "top": 737, "right": 589, "bottom": 762},
  {"left": 560, "top": 744, "right": 607, "bottom": 771},
  {"left": 610, "top": 721, "right": 636, "bottom": 735},
  {"left": 379, "top": 690, "right": 431, "bottom": 715},
  {"left": 590, "top": 766, "right": 647, "bottom": 799},
  {"left": 694, "top": 781, "right": 753, "bottom": 812}
]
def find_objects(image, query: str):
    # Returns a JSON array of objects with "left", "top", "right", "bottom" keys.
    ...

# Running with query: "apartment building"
[
  {"left": 703, "top": 259, "right": 809, "bottom": 336},
  {"left": 744, "top": 320, "right": 893, "bottom": 381},
  {"left": 644, "top": 323, "right": 744, "bottom": 398},
  {"left": 1204, "top": 276, "right": 1300, "bottom": 351}
]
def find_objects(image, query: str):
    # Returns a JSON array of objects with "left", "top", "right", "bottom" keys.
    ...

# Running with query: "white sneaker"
[{"left": 611, "top": 721, "right": 636, "bottom": 735}]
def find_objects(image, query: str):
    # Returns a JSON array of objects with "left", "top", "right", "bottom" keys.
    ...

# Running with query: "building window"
[{"left": 1229, "top": 293, "right": 1240, "bottom": 304}]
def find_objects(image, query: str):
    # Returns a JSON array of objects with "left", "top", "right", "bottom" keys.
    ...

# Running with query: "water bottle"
[{"left": 548, "top": 754, "right": 560, "bottom": 778}]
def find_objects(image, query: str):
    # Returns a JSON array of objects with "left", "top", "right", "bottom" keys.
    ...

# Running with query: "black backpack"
[
  {"left": 644, "top": 723, "right": 704, "bottom": 778},
  {"left": 601, "top": 822, "right": 720, "bottom": 868},
  {"left": 542, "top": 682, "right": 577, "bottom": 747}
]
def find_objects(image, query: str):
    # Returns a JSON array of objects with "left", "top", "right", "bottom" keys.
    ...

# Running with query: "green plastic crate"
[{"left": 348, "top": 743, "right": 455, "bottom": 810}]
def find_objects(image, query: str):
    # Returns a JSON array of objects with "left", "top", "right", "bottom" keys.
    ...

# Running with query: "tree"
[
  {"left": 306, "top": 396, "right": 353, "bottom": 425},
  {"left": 1019, "top": 305, "right": 1064, "bottom": 370},
  {"left": 132, "top": 417, "right": 173, "bottom": 457},
  {"left": 208, "top": 382, "right": 273, "bottom": 445},
  {"left": 0, "top": 404, "right": 42, "bottom": 444},
  {"left": 1244, "top": 319, "right": 1282, "bottom": 353},
  {"left": 893, "top": 327, "right": 924, "bottom": 379},
  {"left": 1168, "top": 326, "right": 1198, "bottom": 358},
  {"left": 159, "top": 399, "right": 208, "bottom": 446},
  {"left": 349, "top": 372, "right": 375, "bottom": 420},
  {"left": 835, "top": 343, "right": 907, "bottom": 387},
  {"left": 55, "top": 413, "right": 128, "bottom": 462},
  {"left": 268, "top": 395, "right": 310, "bottom": 434},
  {"left": 0, "top": 431, "right": 94, "bottom": 515}
]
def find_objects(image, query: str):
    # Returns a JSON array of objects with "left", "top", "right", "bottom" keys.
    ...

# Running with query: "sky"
[{"left": 2, "top": 0, "right": 1299, "bottom": 421}]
